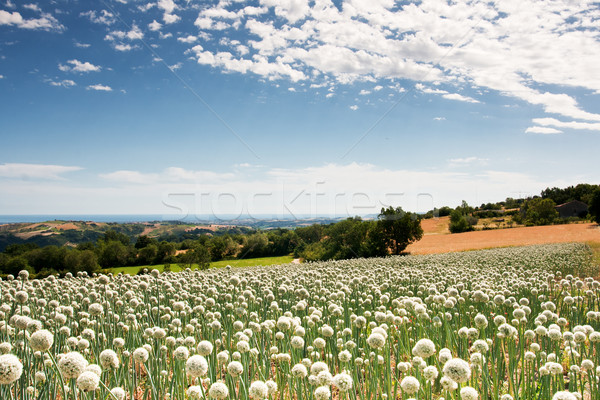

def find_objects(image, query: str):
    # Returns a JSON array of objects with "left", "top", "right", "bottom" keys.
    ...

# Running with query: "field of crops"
[{"left": 1, "top": 243, "right": 599, "bottom": 400}]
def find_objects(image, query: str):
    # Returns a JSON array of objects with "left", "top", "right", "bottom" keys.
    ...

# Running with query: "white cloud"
[
  {"left": 525, "top": 126, "right": 563, "bottom": 134},
  {"left": 74, "top": 41, "right": 91, "bottom": 48},
  {"left": 448, "top": 157, "right": 488, "bottom": 165},
  {"left": 349, "top": 105, "right": 358, "bottom": 111},
  {"left": 158, "top": 0, "right": 180, "bottom": 24},
  {"left": 59, "top": 59, "right": 101, "bottom": 73},
  {"left": 48, "top": 79, "right": 76, "bottom": 88},
  {"left": 433, "top": 117, "right": 445, "bottom": 121},
  {"left": 417, "top": 84, "right": 479, "bottom": 103},
  {"left": 23, "top": 4, "right": 41, "bottom": 13},
  {"left": 80, "top": 10, "right": 115, "bottom": 25},
  {"left": 87, "top": 84, "right": 112, "bottom": 91},
  {"left": 359, "top": 89, "right": 370, "bottom": 95},
  {"left": 148, "top": 19, "right": 162, "bottom": 31},
  {"left": 177, "top": 35, "right": 197, "bottom": 43},
  {"left": 114, "top": 44, "right": 136, "bottom": 52},
  {"left": 0, "top": 163, "right": 82, "bottom": 180},
  {"left": 0, "top": 74, "right": 4, "bottom": 79},
  {"left": 0, "top": 9, "right": 63, "bottom": 31},
  {"left": 187, "top": 1, "right": 600, "bottom": 122},
  {"left": 442, "top": 93, "right": 480, "bottom": 104},
  {"left": 2, "top": 163, "right": 583, "bottom": 215},
  {"left": 531, "top": 117, "right": 600, "bottom": 132}
]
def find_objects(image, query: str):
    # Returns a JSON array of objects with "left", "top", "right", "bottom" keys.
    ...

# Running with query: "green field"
[{"left": 107, "top": 255, "right": 296, "bottom": 275}]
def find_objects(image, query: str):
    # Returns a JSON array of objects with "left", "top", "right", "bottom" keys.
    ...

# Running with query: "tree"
[
  {"left": 377, "top": 206, "right": 424, "bottom": 255},
  {"left": 179, "top": 245, "right": 211, "bottom": 269},
  {"left": 135, "top": 235, "right": 157, "bottom": 249},
  {"left": 589, "top": 188, "right": 600, "bottom": 224},
  {"left": 138, "top": 244, "right": 158, "bottom": 265},
  {"left": 449, "top": 201, "right": 478, "bottom": 233},
  {"left": 522, "top": 197, "right": 558, "bottom": 225}
]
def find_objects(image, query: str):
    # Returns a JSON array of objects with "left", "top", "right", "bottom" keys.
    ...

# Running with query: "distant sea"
[{"left": 0, "top": 214, "right": 343, "bottom": 224}]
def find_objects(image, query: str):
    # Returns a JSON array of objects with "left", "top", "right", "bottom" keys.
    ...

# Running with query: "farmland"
[
  {"left": 409, "top": 218, "right": 600, "bottom": 255},
  {"left": 1, "top": 242, "right": 599, "bottom": 400}
]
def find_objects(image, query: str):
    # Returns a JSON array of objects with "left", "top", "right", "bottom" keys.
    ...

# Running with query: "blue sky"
[{"left": 1, "top": 0, "right": 599, "bottom": 219}]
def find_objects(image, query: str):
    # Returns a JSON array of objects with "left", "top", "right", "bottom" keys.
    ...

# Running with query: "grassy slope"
[{"left": 108, "top": 255, "right": 295, "bottom": 275}]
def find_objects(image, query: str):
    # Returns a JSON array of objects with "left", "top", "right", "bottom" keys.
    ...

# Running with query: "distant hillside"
[{"left": 0, "top": 217, "right": 343, "bottom": 251}]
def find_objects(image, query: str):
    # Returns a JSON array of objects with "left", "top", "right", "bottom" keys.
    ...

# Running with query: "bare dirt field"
[{"left": 408, "top": 221, "right": 600, "bottom": 254}]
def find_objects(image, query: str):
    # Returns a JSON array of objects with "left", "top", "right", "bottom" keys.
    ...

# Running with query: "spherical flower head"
[
  {"left": 471, "top": 340, "right": 489, "bottom": 354},
  {"left": 197, "top": 340, "right": 213, "bottom": 356},
  {"left": 460, "top": 386, "right": 479, "bottom": 400},
  {"left": 249, "top": 380, "right": 269, "bottom": 400},
  {"left": 187, "top": 385, "right": 204, "bottom": 400},
  {"left": 15, "top": 291, "right": 29, "bottom": 304},
  {"left": 237, "top": 340, "right": 250, "bottom": 353},
  {"left": 227, "top": 361, "right": 244, "bottom": 377},
  {"left": 412, "top": 338, "right": 436, "bottom": 358},
  {"left": 291, "top": 363, "right": 308, "bottom": 378},
  {"left": 217, "top": 351, "right": 229, "bottom": 364},
  {"left": 500, "top": 395, "right": 514, "bottom": 400},
  {"left": 310, "top": 361, "right": 329, "bottom": 376},
  {"left": 317, "top": 370, "right": 333, "bottom": 386},
  {"left": 552, "top": 391, "right": 577, "bottom": 400},
  {"left": 423, "top": 365, "right": 439, "bottom": 381},
  {"left": 133, "top": 348, "right": 149, "bottom": 364},
  {"left": 186, "top": 355, "right": 208, "bottom": 378},
  {"left": 111, "top": 387, "right": 126, "bottom": 400},
  {"left": 400, "top": 376, "right": 420, "bottom": 395},
  {"left": 440, "top": 376, "right": 458, "bottom": 391},
  {"left": 35, "top": 371, "right": 46, "bottom": 384},
  {"left": 367, "top": 332, "right": 386, "bottom": 349},
  {"left": 443, "top": 358, "right": 471, "bottom": 383},
  {"left": 333, "top": 372, "right": 353, "bottom": 392},
  {"left": 313, "top": 338, "right": 326, "bottom": 349},
  {"left": 30, "top": 329, "right": 54, "bottom": 352},
  {"left": 76, "top": 370, "right": 100, "bottom": 392},
  {"left": 0, "top": 354, "right": 23, "bottom": 384},
  {"left": 173, "top": 346, "right": 190, "bottom": 361},
  {"left": 208, "top": 382, "right": 229, "bottom": 399},
  {"left": 58, "top": 352, "right": 88, "bottom": 379},
  {"left": 85, "top": 364, "right": 102, "bottom": 377},
  {"left": 338, "top": 349, "right": 352, "bottom": 363},
  {"left": 291, "top": 336, "right": 305, "bottom": 350},
  {"left": 314, "top": 385, "right": 331, "bottom": 400},
  {"left": 266, "top": 379, "right": 277, "bottom": 394},
  {"left": 99, "top": 349, "right": 119, "bottom": 370}
]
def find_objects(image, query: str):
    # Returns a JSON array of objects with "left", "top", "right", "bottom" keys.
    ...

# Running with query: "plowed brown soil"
[{"left": 407, "top": 221, "right": 600, "bottom": 254}]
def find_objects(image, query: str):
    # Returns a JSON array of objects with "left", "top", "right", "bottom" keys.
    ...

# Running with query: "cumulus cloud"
[
  {"left": 148, "top": 19, "right": 162, "bottom": 31},
  {"left": 48, "top": 79, "right": 76, "bottom": 88},
  {"left": 86, "top": 84, "right": 112, "bottom": 91},
  {"left": 0, "top": 9, "right": 64, "bottom": 31},
  {"left": 80, "top": 9, "right": 115, "bottom": 25},
  {"left": 0, "top": 163, "right": 82, "bottom": 180},
  {"left": 185, "top": 0, "right": 599, "bottom": 122},
  {"left": 158, "top": 0, "right": 180, "bottom": 24},
  {"left": 59, "top": 59, "right": 101, "bottom": 73}
]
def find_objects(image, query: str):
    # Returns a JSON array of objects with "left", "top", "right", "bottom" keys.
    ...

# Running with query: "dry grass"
[{"left": 408, "top": 222, "right": 600, "bottom": 255}]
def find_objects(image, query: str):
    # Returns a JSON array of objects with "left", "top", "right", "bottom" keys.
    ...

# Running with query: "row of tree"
[{"left": 0, "top": 207, "right": 424, "bottom": 278}]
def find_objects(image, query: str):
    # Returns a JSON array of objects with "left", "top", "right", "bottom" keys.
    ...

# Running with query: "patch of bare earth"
[{"left": 408, "top": 222, "right": 600, "bottom": 255}]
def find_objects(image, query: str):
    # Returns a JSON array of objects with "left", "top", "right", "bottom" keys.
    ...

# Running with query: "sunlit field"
[{"left": 1, "top": 243, "right": 599, "bottom": 400}]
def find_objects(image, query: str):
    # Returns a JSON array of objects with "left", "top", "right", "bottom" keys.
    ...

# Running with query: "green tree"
[
  {"left": 179, "top": 245, "right": 211, "bottom": 269},
  {"left": 135, "top": 235, "right": 157, "bottom": 249},
  {"left": 377, "top": 206, "right": 424, "bottom": 255},
  {"left": 522, "top": 197, "right": 558, "bottom": 225},
  {"left": 589, "top": 188, "right": 600, "bottom": 224},
  {"left": 138, "top": 244, "right": 158, "bottom": 265}
]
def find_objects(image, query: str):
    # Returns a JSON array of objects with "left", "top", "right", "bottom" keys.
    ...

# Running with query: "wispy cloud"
[
  {"left": 0, "top": 163, "right": 82, "bottom": 180},
  {"left": 0, "top": 9, "right": 64, "bottom": 31},
  {"left": 525, "top": 126, "right": 563, "bottom": 134},
  {"left": 86, "top": 84, "right": 112, "bottom": 91}
]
